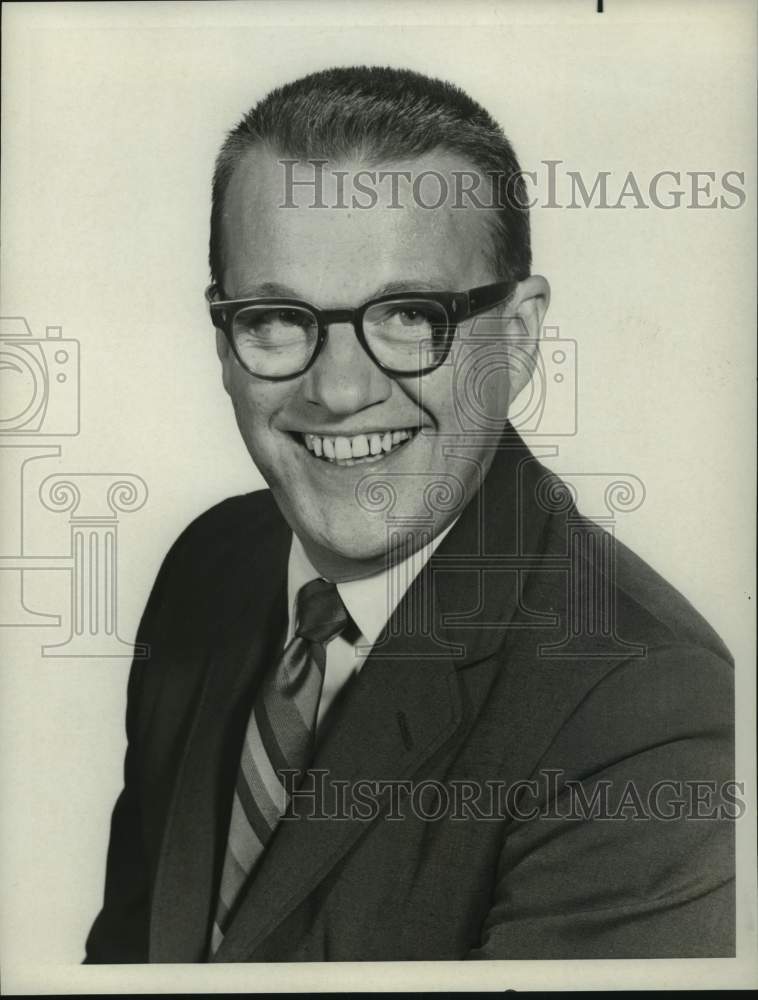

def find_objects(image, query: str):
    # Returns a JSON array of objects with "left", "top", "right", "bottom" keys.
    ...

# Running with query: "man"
[{"left": 85, "top": 66, "right": 735, "bottom": 962}]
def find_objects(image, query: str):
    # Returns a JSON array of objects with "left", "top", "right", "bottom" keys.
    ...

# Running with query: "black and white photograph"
[{"left": 1, "top": 0, "right": 756, "bottom": 993}]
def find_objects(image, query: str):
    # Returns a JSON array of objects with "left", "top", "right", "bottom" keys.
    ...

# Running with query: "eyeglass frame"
[{"left": 205, "top": 278, "right": 518, "bottom": 381}]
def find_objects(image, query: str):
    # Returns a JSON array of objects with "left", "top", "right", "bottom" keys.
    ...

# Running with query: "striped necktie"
[{"left": 209, "top": 577, "right": 349, "bottom": 955}]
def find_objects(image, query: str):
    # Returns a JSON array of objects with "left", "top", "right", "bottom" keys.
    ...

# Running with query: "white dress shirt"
[{"left": 285, "top": 521, "right": 457, "bottom": 734}]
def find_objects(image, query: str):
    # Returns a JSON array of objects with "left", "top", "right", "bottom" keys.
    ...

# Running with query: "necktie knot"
[{"left": 295, "top": 578, "right": 349, "bottom": 645}]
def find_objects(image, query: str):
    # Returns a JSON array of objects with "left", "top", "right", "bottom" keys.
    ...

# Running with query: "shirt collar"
[{"left": 286, "top": 519, "right": 458, "bottom": 646}]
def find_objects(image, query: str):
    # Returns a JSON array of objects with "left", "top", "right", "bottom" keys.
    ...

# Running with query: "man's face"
[{"left": 216, "top": 148, "right": 543, "bottom": 579}]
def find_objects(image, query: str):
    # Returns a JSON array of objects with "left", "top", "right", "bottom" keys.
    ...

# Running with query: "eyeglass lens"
[{"left": 231, "top": 299, "right": 451, "bottom": 377}]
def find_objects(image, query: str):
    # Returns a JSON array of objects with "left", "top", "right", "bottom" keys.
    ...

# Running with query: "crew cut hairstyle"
[{"left": 209, "top": 65, "right": 532, "bottom": 290}]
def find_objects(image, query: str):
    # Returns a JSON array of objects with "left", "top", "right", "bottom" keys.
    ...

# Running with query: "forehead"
[{"left": 220, "top": 146, "right": 499, "bottom": 299}]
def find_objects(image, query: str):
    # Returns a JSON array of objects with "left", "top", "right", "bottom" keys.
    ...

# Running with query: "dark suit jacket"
[{"left": 85, "top": 427, "right": 735, "bottom": 962}]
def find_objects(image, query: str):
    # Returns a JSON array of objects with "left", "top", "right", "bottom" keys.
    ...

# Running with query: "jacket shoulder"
[
  {"left": 540, "top": 508, "right": 732, "bottom": 666},
  {"left": 137, "top": 489, "right": 289, "bottom": 639},
  {"left": 165, "top": 488, "right": 286, "bottom": 570}
]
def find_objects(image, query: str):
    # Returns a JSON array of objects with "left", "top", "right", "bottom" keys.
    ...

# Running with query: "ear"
[
  {"left": 503, "top": 274, "right": 551, "bottom": 398},
  {"left": 215, "top": 328, "right": 234, "bottom": 395}
]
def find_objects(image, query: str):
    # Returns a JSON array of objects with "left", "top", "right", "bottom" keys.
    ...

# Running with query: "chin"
[
  {"left": 284, "top": 503, "right": 416, "bottom": 574},
  {"left": 310, "top": 520, "right": 393, "bottom": 564},
  {"left": 313, "top": 514, "right": 447, "bottom": 575}
]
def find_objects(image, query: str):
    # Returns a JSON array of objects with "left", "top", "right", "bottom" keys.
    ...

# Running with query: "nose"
[{"left": 301, "top": 321, "right": 393, "bottom": 415}]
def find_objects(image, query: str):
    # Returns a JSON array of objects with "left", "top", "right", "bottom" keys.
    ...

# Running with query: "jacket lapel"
[
  {"left": 148, "top": 512, "right": 290, "bottom": 962},
  {"left": 212, "top": 426, "right": 558, "bottom": 962},
  {"left": 211, "top": 620, "right": 463, "bottom": 962}
]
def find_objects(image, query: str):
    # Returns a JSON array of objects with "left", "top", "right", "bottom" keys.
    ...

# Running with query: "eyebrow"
[
  {"left": 233, "top": 277, "right": 452, "bottom": 303},
  {"left": 235, "top": 281, "right": 300, "bottom": 298},
  {"left": 370, "top": 278, "right": 450, "bottom": 297}
]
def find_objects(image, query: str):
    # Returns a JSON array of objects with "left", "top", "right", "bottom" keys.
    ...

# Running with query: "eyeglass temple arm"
[{"left": 463, "top": 280, "right": 517, "bottom": 319}]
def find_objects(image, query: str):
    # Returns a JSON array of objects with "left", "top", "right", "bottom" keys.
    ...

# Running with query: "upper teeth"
[{"left": 304, "top": 429, "right": 413, "bottom": 461}]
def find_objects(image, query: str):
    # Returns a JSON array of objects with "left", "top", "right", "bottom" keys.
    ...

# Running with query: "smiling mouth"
[{"left": 293, "top": 428, "right": 420, "bottom": 466}]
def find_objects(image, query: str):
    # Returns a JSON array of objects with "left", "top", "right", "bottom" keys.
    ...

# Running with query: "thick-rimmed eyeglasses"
[{"left": 206, "top": 279, "right": 516, "bottom": 381}]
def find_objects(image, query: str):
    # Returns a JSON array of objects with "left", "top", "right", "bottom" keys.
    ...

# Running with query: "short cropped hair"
[{"left": 209, "top": 65, "right": 531, "bottom": 288}]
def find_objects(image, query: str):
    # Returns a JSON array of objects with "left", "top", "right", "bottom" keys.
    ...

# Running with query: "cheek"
[
  {"left": 412, "top": 349, "right": 513, "bottom": 431},
  {"left": 478, "top": 369, "right": 513, "bottom": 419},
  {"left": 227, "top": 376, "right": 285, "bottom": 454},
  {"left": 454, "top": 342, "right": 515, "bottom": 430}
]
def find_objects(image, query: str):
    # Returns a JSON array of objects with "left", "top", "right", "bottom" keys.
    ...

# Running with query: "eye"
[
  {"left": 397, "top": 308, "right": 429, "bottom": 326},
  {"left": 242, "top": 308, "right": 316, "bottom": 334},
  {"left": 272, "top": 309, "right": 310, "bottom": 328},
  {"left": 374, "top": 305, "right": 435, "bottom": 327}
]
